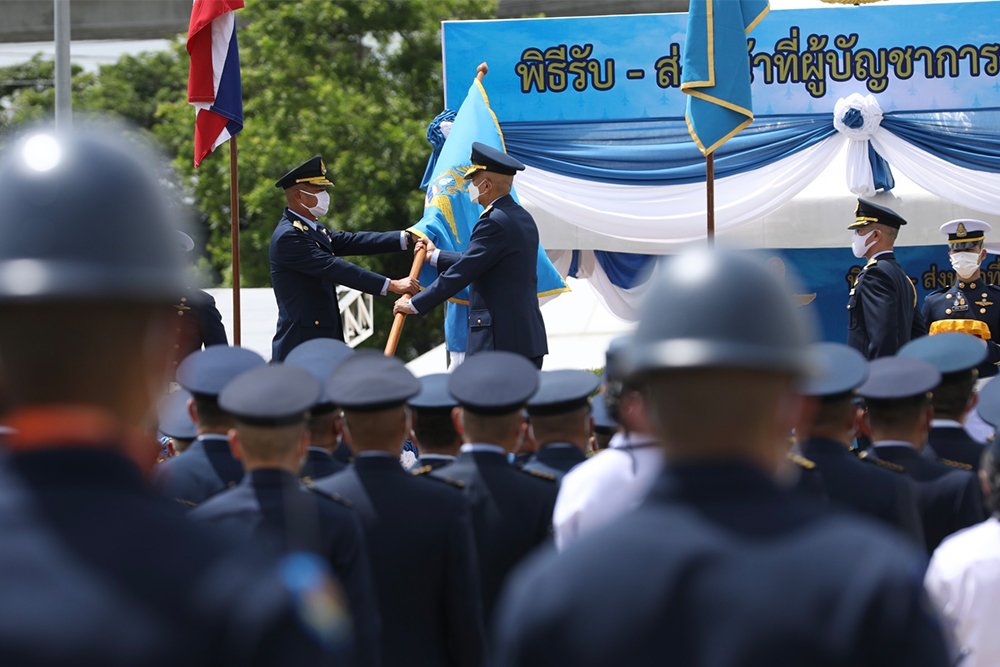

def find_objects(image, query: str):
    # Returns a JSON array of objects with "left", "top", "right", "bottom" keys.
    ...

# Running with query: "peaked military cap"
[
  {"left": 463, "top": 142, "right": 525, "bottom": 178},
  {"left": 898, "top": 332, "right": 987, "bottom": 377},
  {"left": 940, "top": 219, "right": 991, "bottom": 250},
  {"left": 0, "top": 129, "right": 187, "bottom": 303},
  {"left": 976, "top": 377, "right": 1000, "bottom": 428},
  {"left": 285, "top": 338, "right": 354, "bottom": 413},
  {"left": 590, "top": 393, "right": 619, "bottom": 433},
  {"left": 849, "top": 198, "right": 907, "bottom": 230},
  {"left": 275, "top": 155, "right": 334, "bottom": 190},
  {"left": 219, "top": 364, "right": 321, "bottom": 427},
  {"left": 326, "top": 351, "right": 421, "bottom": 412},
  {"left": 527, "top": 370, "right": 600, "bottom": 417},
  {"left": 621, "top": 250, "right": 815, "bottom": 378},
  {"left": 801, "top": 342, "right": 868, "bottom": 397},
  {"left": 157, "top": 389, "right": 197, "bottom": 440},
  {"left": 857, "top": 357, "right": 941, "bottom": 402},
  {"left": 449, "top": 351, "right": 539, "bottom": 415},
  {"left": 604, "top": 335, "right": 633, "bottom": 384},
  {"left": 409, "top": 373, "right": 457, "bottom": 412},
  {"left": 176, "top": 345, "right": 266, "bottom": 399}
]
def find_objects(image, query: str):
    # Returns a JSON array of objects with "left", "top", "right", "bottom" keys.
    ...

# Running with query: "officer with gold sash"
[
  {"left": 846, "top": 199, "right": 926, "bottom": 359},
  {"left": 922, "top": 219, "right": 1000, "bottom": 376}
]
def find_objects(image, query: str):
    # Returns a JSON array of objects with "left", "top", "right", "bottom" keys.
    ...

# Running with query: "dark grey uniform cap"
[
  {"left": 409, "top": 373, "right": 457, "bottom": 412},
  {"left": 527, "top": 370, "right": 600, "bottom": 416},
  {"left": 326, "top": 351, "right": 421, "bottom": 412},
  {"left": 898, "top": 332, "right": 988, "bottom": 376},
  {"left": 857, "top": 356, "right": 941, "bottom": 401},
  {"left": 176, "top": 345, "right": 267, "bottom": 399},
  {"left": 604, "top": 335, "right": 633, "bottom": 384},
  {"left": 976, "top": 376, "right": 1000, "bottom": 428},
  {"left": 0, "top": 129, "right": 188, "bottom": 302},
  {"left": 285, "top": 338, "right": 354, "bottom": 412},
  {"left": 449, "top": 351, "right": 539, "bottom": 415},
  {"left": 219, "top": 364, "right": 322, "bottom": 427},
  {"left": 157, "top": 389, "right": 197, "bottom": 440},
  {"left": 621, "top": 250, "right": 815, "bottom": 377},
  {"left": 801, "top": 343, "right": 868, "bottom": 397}
]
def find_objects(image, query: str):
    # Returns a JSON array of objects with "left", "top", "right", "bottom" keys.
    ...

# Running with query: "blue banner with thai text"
[{"left": 443, "top": 2, "right": 1000, "bottom": 123}]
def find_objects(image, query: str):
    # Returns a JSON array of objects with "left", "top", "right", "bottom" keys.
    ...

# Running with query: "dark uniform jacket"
[
  {"left": 799, "top": 438, "right": 924, "bottom": 546},
  {"left": 332, "top": 441, "right": 355, "bottom": 466},
  {"left": 521, "top": 443, "right": 587, "bottom": 483},
  {"left": 922, "top": 280, "right": 1000, "bottom": 377},
  {"left": 410, "top": 195, "right": 548, "bottom": 360},
  {"left": 300, "top": 447, "right": 345, "bottom": 481},
  {"left": 925, "top": 425, "right": 986, "bottom": 471},
  {"left": 315, "top": 455, "right": 485, "bottom": 667},
  {"left": 0, "top": 448, "right": 341, "bottom": 667},
  {"left": 864, "top": 444, "right": 985, "bottom": 553},
  {"left": 189, "top": 468, "right": 380, "bottom": 667},
  {"left": 269, "top": 208, "right": 404, "bottom": 361},
  {"left": 169, "top": 289, "right": 228, "bottom": 378},
  {"left": 152, "top": 434, "right": 243, "bottom": 506},
  {"left": 491, "top": 462, "right": 950, "bottom": 667},
  {"left": 431, "top": 449, "right": 558, "bottom": 625},
  {"left": 847, "top": 252, "right": 926, "bottom": 359}
]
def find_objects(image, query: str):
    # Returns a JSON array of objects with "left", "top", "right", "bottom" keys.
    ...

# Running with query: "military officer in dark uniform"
[
  {"left": 847, "top": 198, "right": 926, "bottom": 359},
  {"left": 190, "top": 364, "right": 381, "bottom": 667},
  {"left": 975, "top": 375, "right": 1000, "bottom": 441},
  {"left": 169, "top": 231, "right": 228, "bottom": 377},
  {"left": 521, "top": 370, "right": 599, "bottom": 483},
  {"left": 153, "top": 346, "right": 265, "bottom": 505},
  {"left": 922, "top": 219, "right": 1000, "bottom": 377},
  {"left": 284, "top": 338, "right": 354, "bottom": 480},
  {"left": 270, "top": 155, "right": 424, "bottom": 361},
  {"left": 408, "top": 373, "right": 461, "bottom": 472},
  {"left": 315, "top": 352, "right": 485, "bottom": 667},
  {"left": 432, "top": 351, "right": 558, "bottom": 625},
  {"left": 858, "top": 356, "right": 985, "bottom": 552},
  {"left": 795, "top": 342, "right": 924, "bottom": 546},
  {"left": 0, "top": 128, "right": 347, "bottom": 665},
  {"left": 899, "top": 332, "right": 989, "bottom": 471},
  {"left": 395, "top": 143, "right": 549, "bottom": 368},
  {"left": 492, "top": 250, "right": 950, "bottom": 667}
]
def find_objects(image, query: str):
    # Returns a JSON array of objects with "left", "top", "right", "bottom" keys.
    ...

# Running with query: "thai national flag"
[{"left": 187, "top": 0, "right": 244, "bottom": 168}]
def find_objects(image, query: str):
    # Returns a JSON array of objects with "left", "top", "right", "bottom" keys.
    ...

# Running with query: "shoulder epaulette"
[
  {"left": 481, "top": 204, "right": 494, "bottom": 217},
  {"left": 422, "top": 473, "right": 465, "bottom": 489},
  {"left": 522, "top": 468, "right": 556, "bottom": 482},
  {"left": 302, "top": 478, "right": 353, "bottom": 508},
  {"left": 786, "top": 452, "right": 815, "bottom": 470},
  {"left": 175, "top": 497, "right": 197, "bottom": 507},
  {"left": 864, "top": 258, "right": 879, "bottom": 270},
  {"left": 938, "top": 457, "right": 973, "bottom": 471},
  {"left": 291, "top": 220, "right": 309, "bottom": 233},
  {"left": 412, "top": 465, "right": 433, "bottom": 476},
  {"left": 859, "top": 451, "right": 906, "bottom": 473}
]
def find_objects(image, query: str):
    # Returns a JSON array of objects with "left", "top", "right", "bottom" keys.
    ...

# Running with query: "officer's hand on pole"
[
  {"left": 394, "top": 296, "right": 415, "bottom": 315},
  {"left": 389, "top": 277, "right": 420, "bottom": 295},
  {"left": 414, "top": 237, "right": 436, "bottom": 257}
]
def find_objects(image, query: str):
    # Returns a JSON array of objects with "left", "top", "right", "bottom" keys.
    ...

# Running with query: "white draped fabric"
[{"left": 546, "top": 249, "right": 656, "bottom": 321}]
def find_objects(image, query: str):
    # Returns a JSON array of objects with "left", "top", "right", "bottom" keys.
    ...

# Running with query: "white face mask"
[
  {"left": 467, "top": 180, "right": 481, "bottom": 205},
  {"left": 852, "top": 229, "right": 877, "bottom": 258},
  {"left": 301, "top": 190, "right": 330, "bottom": 218},
  {"left": 950, "top": 251, "right": 982, "bottom": 280}
]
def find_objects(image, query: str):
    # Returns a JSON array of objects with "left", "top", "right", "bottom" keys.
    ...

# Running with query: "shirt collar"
[
  {"left": 609, "top": 432, "right": 658, "bottom": 449},
  {"left": 872, "top": 439, "right": 917, "bottom": 450},
  {"left": 287, "top": 208, "right": 319, "bottom": 231},
  {"left": 871, "top": 250, "right": 893, "bottom": 260},
  {"left": 460, "top": 443, "right": 506, "bottom": 456},
  {"left": 931, "top": 419, "right": 964, "bottom": 429},
  {"left": 356, "top": 450, "right": 397, "bottom": 458}
]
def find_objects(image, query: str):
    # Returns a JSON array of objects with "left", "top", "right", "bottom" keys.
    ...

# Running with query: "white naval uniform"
[
  {"left": 551, "top": 432, "right": 662, "bottom": 551},
  {"left": 925, "top": 516, "right": 1000, "bottom": 667}
]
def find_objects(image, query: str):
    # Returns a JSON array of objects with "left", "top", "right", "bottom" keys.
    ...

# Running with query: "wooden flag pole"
[
  {"left": 384, "top": 61, "right": 490, "bottom": 357},
  {"left": 229, "top": 135, "right": 241, "bottom": 346},
  {"left": 706, "top": 151, "right": 715, "bottom": 246}
]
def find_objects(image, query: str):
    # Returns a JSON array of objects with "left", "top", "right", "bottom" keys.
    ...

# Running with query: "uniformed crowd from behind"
[{"left": 4, "top": 127, "right": 1000, "bottom": 667}]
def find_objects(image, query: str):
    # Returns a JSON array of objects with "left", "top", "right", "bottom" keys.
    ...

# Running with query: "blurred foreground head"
[
  {"left": 0, "top": 127, "right": 187, "bottom": 425},
  {"left": 621, "top": 250, "right": 816, "bottom": 470}
]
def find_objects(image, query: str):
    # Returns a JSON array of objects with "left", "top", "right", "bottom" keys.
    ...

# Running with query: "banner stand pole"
[
  {"left": 706, "top": 152, "right": 715, "bottom": 247},
  {"left": 230, "top": 135, "right": 241, "bottom": 346}
]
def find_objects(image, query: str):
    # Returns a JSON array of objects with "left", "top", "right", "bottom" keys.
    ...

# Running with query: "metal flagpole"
[
  {"left": 54, "top": 0, "right": 71, "bottom": 129},
  {"left": 706, "top": 152, "right": 715, "bottom": 246},
  {"left": 229, "top": 135, "right": 241, "bottom": 345}
]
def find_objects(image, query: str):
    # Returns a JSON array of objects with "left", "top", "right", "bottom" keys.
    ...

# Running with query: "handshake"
[{"left": 386, "top": 236, "right": 437, "bottom": 298}]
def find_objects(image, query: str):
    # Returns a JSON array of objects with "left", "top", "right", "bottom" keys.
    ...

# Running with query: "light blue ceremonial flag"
[
  {"left": 410, "top": 79, "right": 568, "bottom": 353},
  {"left": 681, "top": 0, "right": 770, "bottom": 155}
]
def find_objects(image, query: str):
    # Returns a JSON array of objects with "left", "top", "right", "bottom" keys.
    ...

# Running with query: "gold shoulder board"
[
  {"left": 412, "top": 465, "right": 432, "bottom": 476},
  {"left": 786, "top": 453, "right": 816, "bottom": 470},
  {"left": 938, "top": 458, "right": 973, "bottom": 471},
  {"left": 524, "top": 468, "right": 556, "bottom": 482}
]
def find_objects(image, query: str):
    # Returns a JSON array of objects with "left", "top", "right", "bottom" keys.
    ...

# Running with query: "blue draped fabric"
[
  {"left": 882, "top": 110, "right": 1000, "bottom": 174},
  {"left": 594, "top": 251, "right": 656, "bottom": 289},
  {"left": 501, "top": 115, "right": 834, "bottom": 185}
]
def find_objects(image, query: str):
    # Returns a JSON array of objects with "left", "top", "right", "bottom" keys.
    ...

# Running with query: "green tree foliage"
[{"left": 0, "top": 0, "right": 496, "bottom": 359}]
